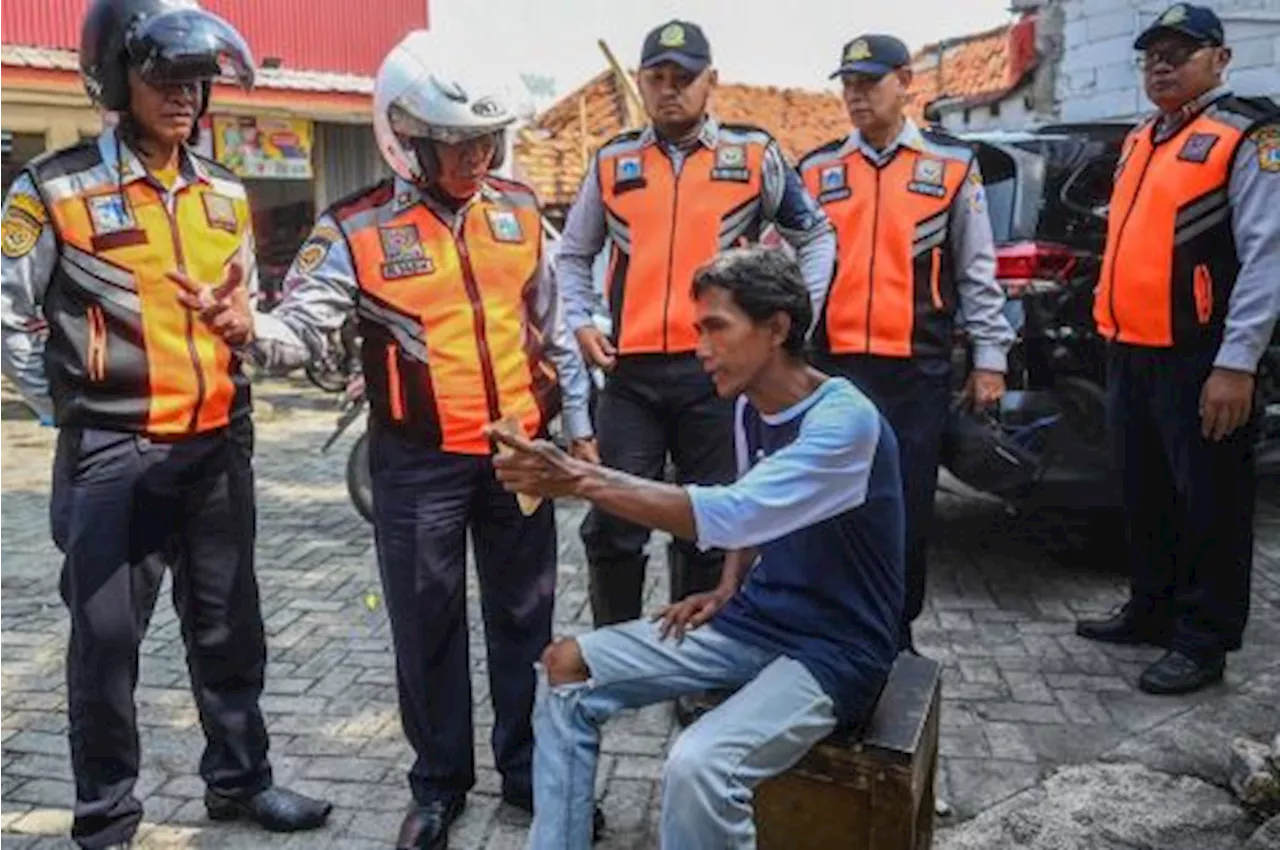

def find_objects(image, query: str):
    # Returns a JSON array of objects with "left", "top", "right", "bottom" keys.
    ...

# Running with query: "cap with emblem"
[
  {"left": 830, "top": 34, "right": 912, "bottom": 78},
  {"left": 640, "top": 20, "right": 712, "bottom": 73},
  {"left": 1134, "top": 3, "right": 1225, "bottom": 49}
]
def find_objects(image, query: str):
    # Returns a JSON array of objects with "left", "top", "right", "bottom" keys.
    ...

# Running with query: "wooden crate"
[{"left": 755, "top": 653, "right": 942, "bottom": 850}]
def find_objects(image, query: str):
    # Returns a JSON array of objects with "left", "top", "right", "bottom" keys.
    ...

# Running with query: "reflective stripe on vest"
[
  {"left": 1095, "top": 108, "right": 1244, "bottom": 347},
  {"left": 803, "top": 147, "right": 966, "bottom": 358},
  {"left": 343, "top": 189, "right": 555, "bottom": 455},
  {"left": 40, "top": 153, "right": 249, "bottom": 436},
  {"left": 599, "top": 140, "right": 766, "bottom": 354}
]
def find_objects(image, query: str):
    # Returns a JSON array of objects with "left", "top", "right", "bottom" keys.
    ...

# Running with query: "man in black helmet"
[{"left": 0, "top": 1, "right": 331, "bottom": 846}]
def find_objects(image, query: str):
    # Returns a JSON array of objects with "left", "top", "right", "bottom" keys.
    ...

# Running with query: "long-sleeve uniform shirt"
[
  {"left": 554, "top": 117, "right": 837, "bottom": 339},
  {"left": 254, "top": 176, "right": 594, "bottom": 444}
]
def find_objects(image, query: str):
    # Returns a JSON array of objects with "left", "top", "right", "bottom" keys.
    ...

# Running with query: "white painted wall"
[
  {"left": 938, "top": 89, "right": 1038, "bottom": 132},
  {"left": 1056, "top": 0, "right": 1280, "bottom": 122}
]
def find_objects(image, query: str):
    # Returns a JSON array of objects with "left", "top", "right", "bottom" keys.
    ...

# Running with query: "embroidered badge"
[
  {"left": 1253, "top": 125, "right": 1280, "bottom": 173},
  {"left": 711, "top": 144, "right": 751, "bottom": 182},
  {"left": 908, "top": 157, "right": 947, "bottom": 197},
  {"left": 485, "top": 209, "right": 525, "bottom": 243},
  {"left": 379, "top": 224, "right": 434, "bottom": 279},
  {"left": 816, "top": 163, "right": 851, "bottom": 203},
  {"left": 615, "top": 155, "right": 644, "bottom": 184},
  {"left": 296, "top": 225, "right": 341, "bottom": 274},
  {"left": 87, "top": 194, "right": 136, "bottom": 234},
  {"left": 845, "top": 39, "right": 872, "bottom": 62},
  {"left": 1, "top": 192, "right": 46, "bottom": 259},
  {"left": 202, "top": 193, "right": 239, "bottom": 233},
  {"left": 659, "top": 23, "right": 686, "bottom": 48},
  {"left": 1177, "top": 133, "right": 1219, "bottom": 164}
]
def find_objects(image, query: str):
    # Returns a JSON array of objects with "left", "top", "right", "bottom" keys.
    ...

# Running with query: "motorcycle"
[{"left": 321, "top": 373, "right": 374, "bottom": 523}]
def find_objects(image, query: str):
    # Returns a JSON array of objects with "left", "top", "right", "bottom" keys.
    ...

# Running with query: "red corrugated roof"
[
  {"left": 906, "top": 14, "right": 1038, "bottom": 120},
  {"left": 0, "top": 0, "right": 428, "bottom": 75}
]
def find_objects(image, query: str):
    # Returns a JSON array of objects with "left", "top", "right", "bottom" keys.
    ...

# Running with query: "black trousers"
[
  {"left": 1108, "top": 344, "right": 1255, "bottom": 657},
  {"left": 580, "top": 354, "right": 736, "bottom": 625},
  {"left": 369, "top": 426, "right": 556, "bottom": 805},
  {"left": 51, "top": 420, "right": 271, "bottom": 849},
  {"left": 819, "top": 355, "right": 952, "bottom": 644}
]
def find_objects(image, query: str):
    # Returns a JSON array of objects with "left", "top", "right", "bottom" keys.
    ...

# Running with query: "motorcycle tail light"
[{"left": 995, "top": 242, "right": 1078, "bottom": 298}]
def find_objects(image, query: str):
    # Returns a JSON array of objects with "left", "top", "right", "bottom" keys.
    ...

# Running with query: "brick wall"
[{"left": 1056, "top": 0, "right": 1280, "bottom": 122}]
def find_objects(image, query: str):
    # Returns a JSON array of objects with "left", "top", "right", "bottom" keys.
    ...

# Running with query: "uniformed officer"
[
  {"left": 0, "top": 1, "right": 332, "bottom": 846},
  {"left": 229, "top": 33, "right": 596, "bottom": 849},
  {"left": 557, "top": 19, "right": 836, "bottom": 636},
  {"left": 798, "top": 34, "right": 1016, "bottom": 653},
  {"left": 1076, "top": 4, "right": 1280, "bottom": 695}
]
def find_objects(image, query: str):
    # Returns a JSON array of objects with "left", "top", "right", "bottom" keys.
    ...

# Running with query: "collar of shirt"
[
  {"left": 97, "top": 129, "right": 208, "bottom": 194},
  {"left": 639, "top": 114, "right": 720, "bottom": 154},
  {"left": 1154, "top": 84, "right": 1232, "bottom": 143},
  {"left": 846, "top": 118, "right": 926, "bottom": 167}
]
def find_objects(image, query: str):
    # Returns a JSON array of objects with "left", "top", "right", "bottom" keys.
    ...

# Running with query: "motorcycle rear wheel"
[{"left": 346, "top": 432, "right": 375, "bottom": 524}]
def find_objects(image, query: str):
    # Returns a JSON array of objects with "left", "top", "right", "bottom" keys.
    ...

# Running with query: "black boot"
[
  {"left": 395, "top": 797, "right": 466, "bottom": 850},
  {"left": 1076, "top": 603, "right": 1170, "bottom": 647},
  {"left": 204, "top": 785, "right": 332, "bottom": 833},
  {"left": 1138, "top": 651, "right": 1225, "bottom": 695}
]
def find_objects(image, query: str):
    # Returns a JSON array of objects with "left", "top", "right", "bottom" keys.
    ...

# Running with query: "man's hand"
[
  {"left": 487, "top": 425, "right": 587, "bottom": 499},
  {"left": 570, "top": 437, "right": 600, "bottom": 465},
  {"left": 963, "top": 368, "right": 1006, "bottom": 410},
  {"left": 168, "top": 262, "right": 254, "bottom": 347},
  {"left": 1200, "top": 367, "right": 1254, "bottom": 442},
  {"left": 654, "top": 587, "right": 732, "bottom": 642},
  {"left": 575, "top": 326, "right": 617, "bottom": 372}
]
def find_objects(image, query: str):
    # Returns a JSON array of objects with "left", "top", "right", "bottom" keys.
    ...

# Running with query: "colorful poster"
[{"left": 212, "top": 115, "right": 313, "bottom": 180}]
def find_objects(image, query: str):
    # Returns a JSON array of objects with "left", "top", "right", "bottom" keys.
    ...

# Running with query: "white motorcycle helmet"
[{"left": 372, "top": 30, "right": 520, "bottom": 184}]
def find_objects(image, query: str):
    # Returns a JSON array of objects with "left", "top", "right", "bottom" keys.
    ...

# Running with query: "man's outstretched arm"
[{"left": 488, "top": 385, "right": 880, "bottom": 549}]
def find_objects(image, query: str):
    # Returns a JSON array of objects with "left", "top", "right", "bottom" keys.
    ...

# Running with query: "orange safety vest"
[
  {"left": 1095, "top": 96, "right": 1274, "bottom": 348},
  {"left": 597, "top": 124, "right": 771, "bottom": 354},
  {"left": 31, "top": 140, "right": 251, "bottom": 436},
  {"left": 335, "top": 179, "right": 559, "bottom": 455},
  {"left": 800, "top": 129, "right": 971, "bottom": 359}
]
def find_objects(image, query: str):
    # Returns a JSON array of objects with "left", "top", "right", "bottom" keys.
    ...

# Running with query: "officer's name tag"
[
  {"left": 613, "top": 155, "right": 647, "bottom": 193},
  {"left": 908, "top": 157, "right": 948, "bottom": 197},
  {"left": 379, "top": 224, "right": 434, "bottom": 280},
  {"left": 87, "top": 194, "right": 147, "bottom": 251},
  {"left": 817, "top": 163, "right": 851, "bottom": 203}
]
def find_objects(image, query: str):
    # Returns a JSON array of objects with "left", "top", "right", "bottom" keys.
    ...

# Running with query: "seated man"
[{"left": 488, "top": 245, "right": 905, "bottom": 849}]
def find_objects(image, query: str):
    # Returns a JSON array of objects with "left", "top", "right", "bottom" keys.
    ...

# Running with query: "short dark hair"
[{"left": 690, "top": 246, "right": 812, "bottom": 356}]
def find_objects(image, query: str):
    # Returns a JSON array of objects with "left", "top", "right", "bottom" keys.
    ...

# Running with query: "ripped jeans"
[{"left": 527, "top": 619, "right": 837, "bottom": 850}]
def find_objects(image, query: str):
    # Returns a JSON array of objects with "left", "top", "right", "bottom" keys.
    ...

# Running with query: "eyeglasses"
[{"left": 1136, "top": 43, "right": 1209, "bottom": 70}]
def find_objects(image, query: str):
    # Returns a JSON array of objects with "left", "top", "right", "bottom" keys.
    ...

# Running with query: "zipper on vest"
[
  {"left": 865, "top": 168, "right": 883, "bottom": 353},
  {"left": 663, "top": 154, "right": 683, "bottom": 354},
  {"left": 163, "top": 200, "right": 205, "bottom": 433},
  {"left": 453, "top": 211, "right": 503, "bottom": 424},
  {"left": 1106, "top": 144, "right": 1156, "bottom": 339}
]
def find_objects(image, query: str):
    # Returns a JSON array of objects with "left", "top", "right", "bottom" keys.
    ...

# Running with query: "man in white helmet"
[{"left": 194, "top": 31, "right": 597, "bottom": 850}]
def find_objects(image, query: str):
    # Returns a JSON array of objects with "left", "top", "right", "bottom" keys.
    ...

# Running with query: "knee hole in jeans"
[{"left": 543, "top": 637, "right": 590, "bottom": 687}]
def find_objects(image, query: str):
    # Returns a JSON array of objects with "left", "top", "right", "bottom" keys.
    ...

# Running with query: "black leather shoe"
[
  {"left": 205, "top": 785, "right": 332, "bottom": 832},
  {"left": 1075, "top": 606, "right": 1170, "bottom": 646},
  {"left": 396, "top": 797, "right": 466, "bottom": 850},
  {"left": 500, "top": 789, "right": 605, "bottom": 843},
  {"left": 1138, "top": 651, "right": 1225, "bottom": 695}
]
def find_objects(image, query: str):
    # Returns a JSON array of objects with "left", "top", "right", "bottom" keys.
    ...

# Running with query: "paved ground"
[{"left": 3, "top": 377, "right": 1279, "bottom": 849}]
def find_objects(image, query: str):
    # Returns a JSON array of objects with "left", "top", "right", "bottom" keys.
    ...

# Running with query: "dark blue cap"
[
  {"left": 1134, "top": 3, "right": 1225, "bottom": 49},
  {"left": 830, "top": 34, "right": 911, "bottom": 78},
  {"left": 640, "top": 20, "right": 712, "bottom": 74}
]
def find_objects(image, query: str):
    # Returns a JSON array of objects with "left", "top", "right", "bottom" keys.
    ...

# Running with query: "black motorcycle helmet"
[{"left": 80, "top": 0, "right": 255, "bottom": 116}]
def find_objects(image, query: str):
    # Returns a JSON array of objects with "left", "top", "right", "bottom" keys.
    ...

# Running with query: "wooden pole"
[
  {"left": 597, "top": 38, "right": 644, "bottom": 129},
  {"left": 578, "top": 93, "right": 589, "bottom": 171}
]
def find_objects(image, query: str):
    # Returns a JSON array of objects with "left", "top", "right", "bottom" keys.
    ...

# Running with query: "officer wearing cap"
[
  {"left": 797, "top": 34, "right": 1014, "bottom": 653},
  {"left": 556, "top": 20, "right": 836, "bottom": 657},
  {"left": 1076, "top": 3, "right": 1280, "bottom": 694},
  {"left": 0, "top": 0, "right": 331, "bottom": 846}
]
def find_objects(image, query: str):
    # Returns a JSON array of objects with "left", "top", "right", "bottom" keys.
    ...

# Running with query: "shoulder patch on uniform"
[
  {"left": 295, "top": 224, "right": 341, "bottom": 274},
  {"left": 1251, "top": 124, "right": 1280, "bottom": 173},
  {"left": 1, "top": 192, "right": 45, "bottom": 259}
]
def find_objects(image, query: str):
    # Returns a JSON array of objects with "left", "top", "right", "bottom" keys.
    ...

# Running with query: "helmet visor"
[{"left": 125, "top": 8, "right": 255, "bottom": 90}]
